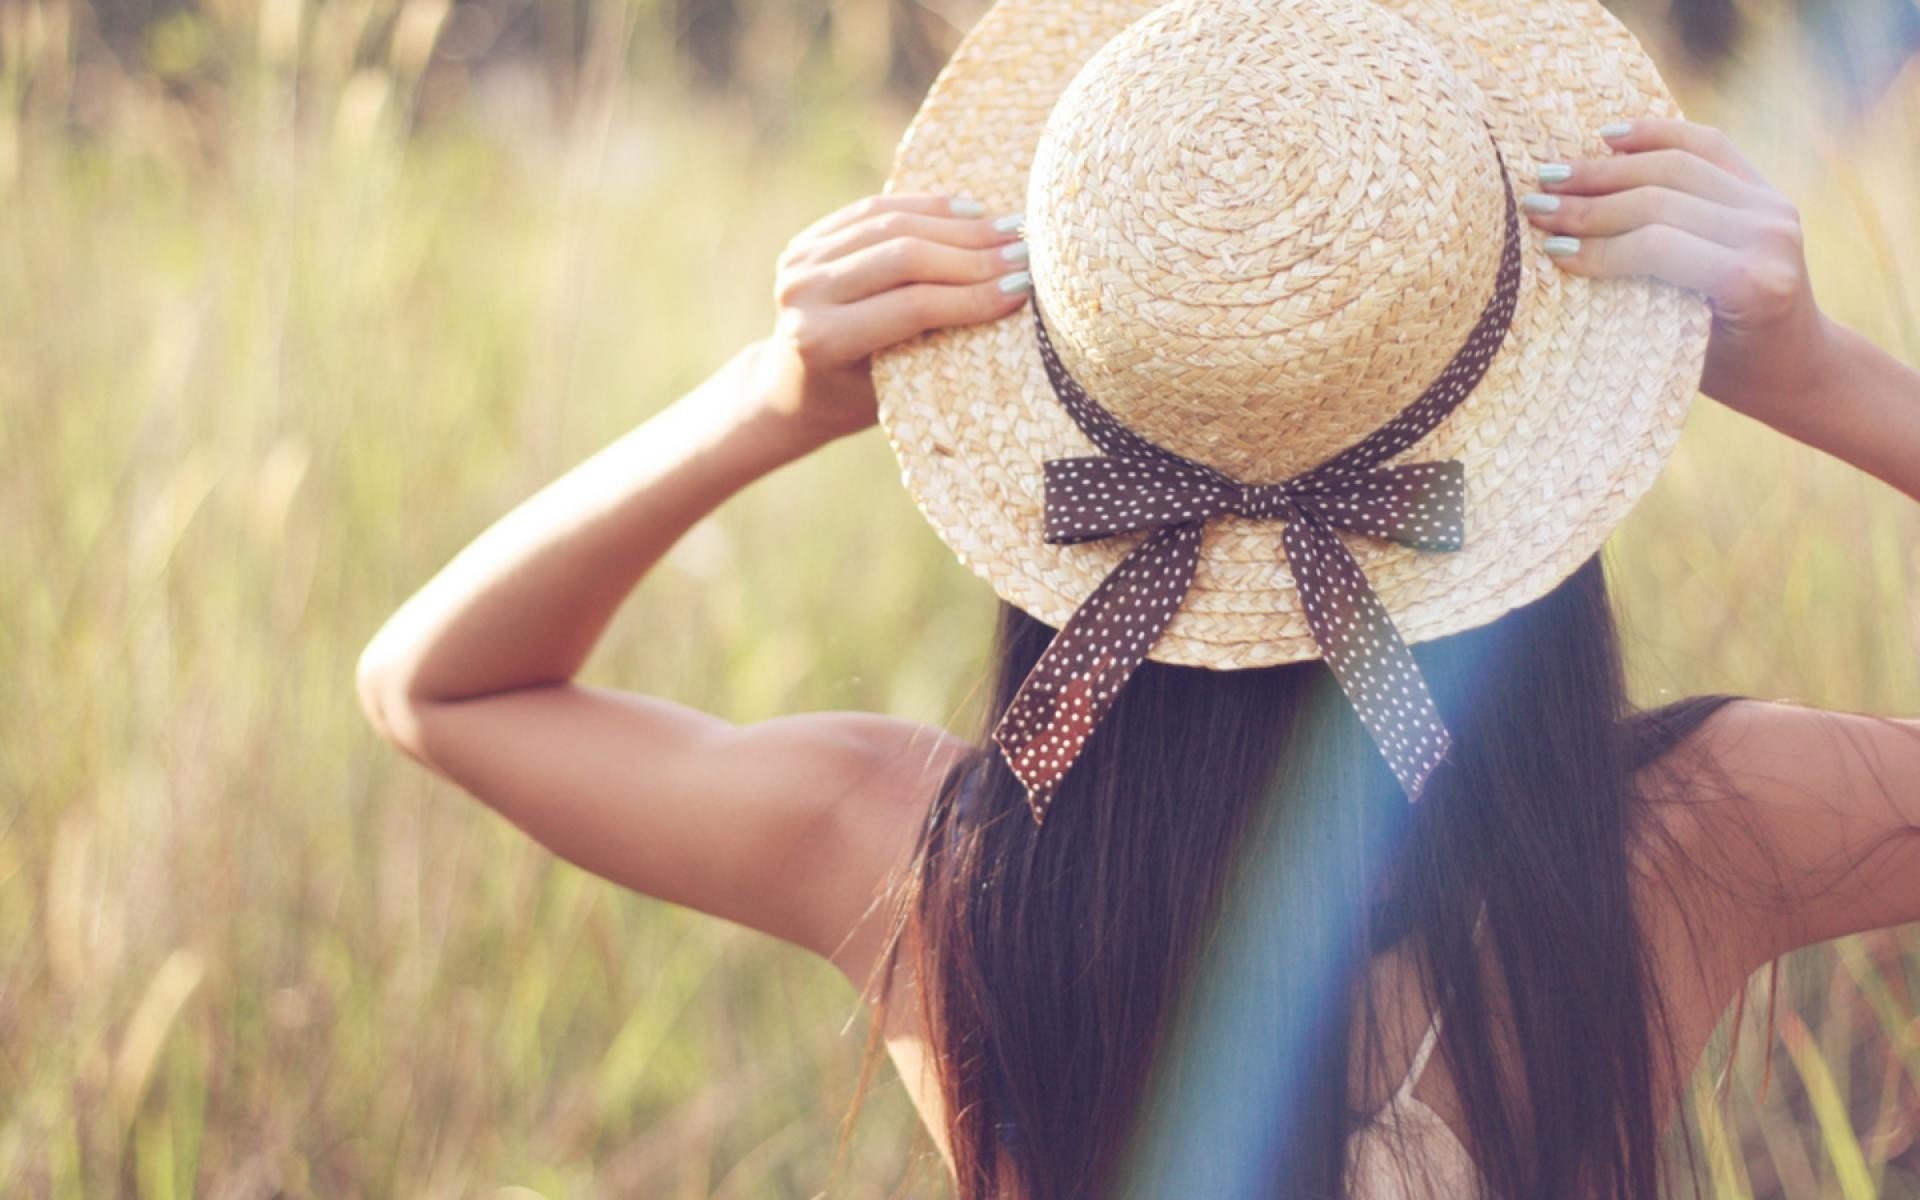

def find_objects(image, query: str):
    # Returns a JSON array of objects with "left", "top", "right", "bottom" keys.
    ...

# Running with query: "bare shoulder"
[
  {"left": 1635, "top": 697, "right": 1920, "bottom": 975},
  {"left": 808, "top": 716, "right": 972, "bottom": 985}
]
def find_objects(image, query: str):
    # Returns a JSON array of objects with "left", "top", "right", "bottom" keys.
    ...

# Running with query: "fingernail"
[
  {"left": 1537, "top": 162, "right": 1573, "bottom": 184},
  {"left": 1000, "top": 240, "right": 1029, "bottom": 263},
  {"left": 949, "top": 197, "right": 986, "bottom": 217},
  {"left": 1543, "top": 235, "right": 1581, "bottom": 257},
  {"left": 1520, "top": 192, "right": 1562, "bottom": 214},
  {"left": 1597, "top": 120, "right": 1634, "bottom": 139},
  {"left": 997, "top": 269, "right": 1032, "bottom": 293},
  {"left": 993, "top": 210, "right": 1025, "bottom": 234}
]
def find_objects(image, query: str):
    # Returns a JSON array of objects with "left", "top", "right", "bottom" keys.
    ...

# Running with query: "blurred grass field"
[{"left": 1, "top": 0, "right": 1918, "bottom": 1196}]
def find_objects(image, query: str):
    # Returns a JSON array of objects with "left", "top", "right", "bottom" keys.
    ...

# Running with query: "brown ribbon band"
[{"left": 992, "top": 134, "right": 1523, "bottom": 825}]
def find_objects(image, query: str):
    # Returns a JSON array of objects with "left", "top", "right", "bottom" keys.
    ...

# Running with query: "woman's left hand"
[{"left": 1523, "top": 117, "right": 1837, "bottom": 434}]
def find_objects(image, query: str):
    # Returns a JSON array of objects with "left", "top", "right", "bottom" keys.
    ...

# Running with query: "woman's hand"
[
  {"left": 1521, "top": 117, "right": 1838, "bottom": 434},
  {"left": 755, "top": 192, "right": 1033, "bottom": 442}
]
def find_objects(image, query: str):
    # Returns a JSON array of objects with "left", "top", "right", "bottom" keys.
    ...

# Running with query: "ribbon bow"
[{"left": 993, "top": 138, "right": 1521, "bottom": 824}]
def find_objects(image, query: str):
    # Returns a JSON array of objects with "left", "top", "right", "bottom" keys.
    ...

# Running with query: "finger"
[
  {"left": 791, "top": 208, "right": 1018, "bottom": 270},
  {"left": 1539, "top": 222, "right": 1747, "bottom": 297},
  {"left": 1536, "top": 148, "right": 1754, "bottom": 208},
  {"left": 800, "top": 234, "right": 1031, "bottom": 305},
  {"left": 791, "top": 192, "right": 995, "bottom": 248},
  {"left": 1596, "top": 117, "right": 1768, "bottom": 186},
  {"left": 1522, "top": 185, "right": 1766, "bottom": 251},
  {"left": 812, "top": 277, "right": 1032, "bottom": 361}
]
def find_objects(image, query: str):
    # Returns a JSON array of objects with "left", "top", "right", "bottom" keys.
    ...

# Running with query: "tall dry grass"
[{"left": 1, "top": 0, "right": 1916, "bottom": 1195}]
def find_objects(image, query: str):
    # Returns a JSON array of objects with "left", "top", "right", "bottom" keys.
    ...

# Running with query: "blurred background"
[{"left": 2, "top": 0, "right": 1918, "bottom": 1195}]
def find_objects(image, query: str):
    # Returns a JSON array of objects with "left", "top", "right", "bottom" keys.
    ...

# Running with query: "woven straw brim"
[{"left": 872, "top": 0, "right": 1711, "bottom": 670}]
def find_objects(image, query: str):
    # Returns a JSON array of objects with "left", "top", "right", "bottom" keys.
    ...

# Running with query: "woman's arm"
[
  {"left": 1525, "top": 118, "right": 1920, "bottom": 969},
  {"left": 357, "top": 339, "right": 826, "bottom": 721},
  {"left": 356, "top": 191, "right": 1031, "bottom": 979}
]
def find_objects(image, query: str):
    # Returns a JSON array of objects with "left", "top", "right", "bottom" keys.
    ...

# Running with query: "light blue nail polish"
[
  {"left": 1520, "top": 192, "right": 1561, "bottom": 214},
  {"left": 949, "top": 197, "right": 986, "bottom": 217},
  {"left": 993, "top": 211, "right": 1025, "bottom": 233},
  {"left": 998, "top": 269, "right": 1032, "bottom": 294},
  {"left": 1537, "top": 162, "right": 1573, "bottom": 183},
  {"left": 1597, "top": 120, "right": 1633, "bottom": 139},
  {"left": 1000, "top": 240, "right": 1029, "bottom": 263},
  {"left": 1543, "top": 235, "right": 1580, "bottom": 257}
]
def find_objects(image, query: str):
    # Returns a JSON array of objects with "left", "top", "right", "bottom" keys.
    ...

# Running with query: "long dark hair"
[{"left": 837, "top": 552, "right": 1752, "bottom": 1199}]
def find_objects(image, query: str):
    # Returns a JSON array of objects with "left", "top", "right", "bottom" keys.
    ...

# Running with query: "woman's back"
[{"left": 859, "top": 727, "right": 1769, "bottom": 1198}]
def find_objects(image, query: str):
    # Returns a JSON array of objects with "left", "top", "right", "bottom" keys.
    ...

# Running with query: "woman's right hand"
[
  {"left": 756, "top": 192, "right": 1032, "bottom": 444},
  {"left": 1519, "top": 117, "right": 1840, "bottom": 438}
]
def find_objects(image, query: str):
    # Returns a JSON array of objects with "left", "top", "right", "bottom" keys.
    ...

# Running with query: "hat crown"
[{"left": 1026, "top": 0, "right": 1513, "bottom": 481}]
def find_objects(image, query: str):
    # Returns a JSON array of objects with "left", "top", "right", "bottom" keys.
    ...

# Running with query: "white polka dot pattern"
[{"left": 991, "top": 130, "right": 1522, "bottom": 824}]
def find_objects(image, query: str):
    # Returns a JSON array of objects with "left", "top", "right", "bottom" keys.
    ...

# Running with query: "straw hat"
[{"left": 869, "top": 0, "right": 1710, "bottom": 817}]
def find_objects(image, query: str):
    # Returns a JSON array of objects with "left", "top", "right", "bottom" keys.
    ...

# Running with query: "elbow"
[
  {"left": 355, "top": 633, "right": 429, "bottom": 758},
  {"left": 355, "top": 639, "right": 401, "bottom": 745}
]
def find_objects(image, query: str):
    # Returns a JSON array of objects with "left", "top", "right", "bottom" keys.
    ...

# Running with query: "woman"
[{"left": 355, "top": 4, "right": 1920, "bottom": 1197}]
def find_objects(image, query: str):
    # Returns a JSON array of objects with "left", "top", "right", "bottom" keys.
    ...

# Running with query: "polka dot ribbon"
[{"left": 993, "top": 137, "right": 1522, "bottom": 825}]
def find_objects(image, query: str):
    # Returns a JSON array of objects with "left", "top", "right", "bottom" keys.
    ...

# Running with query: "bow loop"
[
  {"left": 1041, "top": 455, "right": 1236, "bottom": 544},
  {"left": 1288, "top": 460, "right": 1468, "bottom": 552}
]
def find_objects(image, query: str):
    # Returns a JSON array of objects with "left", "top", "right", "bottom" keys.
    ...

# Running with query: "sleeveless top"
[
  {"left": 1345, "top": 899, "right": 1492, "bottom": 1199},
  {"left": 1343, "top": 994, "right": 1482, "bottom": 1198}
]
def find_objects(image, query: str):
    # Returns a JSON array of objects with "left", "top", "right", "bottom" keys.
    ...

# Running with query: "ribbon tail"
[
  {"left": 1282, "top": 515, "right": 1452, "bottom": 800},
  {"left": 991, "top": 522, "right": 1205, "bottom": 824}
]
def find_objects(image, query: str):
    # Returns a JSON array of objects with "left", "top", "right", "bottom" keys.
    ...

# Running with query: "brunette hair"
[{"left": 835, "top": 552, "right": 1756, "bottom": 1199}]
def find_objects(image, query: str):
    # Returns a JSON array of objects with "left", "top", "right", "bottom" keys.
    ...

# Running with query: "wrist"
[
  {"left": 1734, "top": 308, "right": 1855, "bottom": 448},
  {"left": 732, "top": 337, "right": 867, "bottom": 453},
  {"left": 1802, "top": 311, "right": 1856, "bottom": 407},
  {"left": 1768, "top": 316, "right": 1920, "bottom": 501},
  {"left": 700, "top": 338, "right": 839, "bottom": 464},
  {"left": 1793, "top": 315, "right": 1877, "bottom": 444}
]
